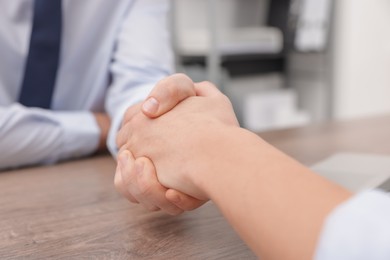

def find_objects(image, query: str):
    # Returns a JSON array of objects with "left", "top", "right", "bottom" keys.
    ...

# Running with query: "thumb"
[{"left": 142, "top": 73, "right": 196, "bottom": 118}]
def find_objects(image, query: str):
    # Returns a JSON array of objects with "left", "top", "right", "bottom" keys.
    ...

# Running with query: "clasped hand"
[{"left": 114, "top": 74, "right": 238, "bottom": 215}]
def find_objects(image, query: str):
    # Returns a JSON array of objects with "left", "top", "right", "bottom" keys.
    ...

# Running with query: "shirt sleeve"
[
  {"left": 105, "top": 0, "right": 174, "bottom": 157},
  {"left": 0, "top": 104, "right": 100, "bottom": 170},
  {"left": 315, "top": 189, "right": 390, "bottom": 260}
]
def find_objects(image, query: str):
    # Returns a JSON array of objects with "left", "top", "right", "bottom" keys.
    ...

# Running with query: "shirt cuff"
[
  {"left": 315, "top": 190, "right": 390, "bottom": 260},
  {"left": 55, "top": 111, "right": 100, "bottom": 160}
]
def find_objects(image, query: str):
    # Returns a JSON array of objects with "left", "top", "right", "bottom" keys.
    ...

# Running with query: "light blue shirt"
[
  {"left": 0, "top": 0, "right": 173, "bottom": 170},
  {"left": 316, "top": 190, "right": 390, "bottom": 259}
]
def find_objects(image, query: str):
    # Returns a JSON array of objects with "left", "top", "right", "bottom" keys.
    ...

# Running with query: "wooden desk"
[
  {"left": 260, "top": 114, "right": 390, "bottom": 165},
  {"left": 1, "top": 114, "right": 390, "bottom": 259}
]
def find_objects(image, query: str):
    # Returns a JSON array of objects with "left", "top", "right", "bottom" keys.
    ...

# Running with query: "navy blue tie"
[{"left": 19, "top": 0, "right": 62, "bottom": 109}]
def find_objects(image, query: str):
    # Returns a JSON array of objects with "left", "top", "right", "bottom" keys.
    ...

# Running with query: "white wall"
[{"left": 332, "top": 0, "right": 390, "bottom": 119}]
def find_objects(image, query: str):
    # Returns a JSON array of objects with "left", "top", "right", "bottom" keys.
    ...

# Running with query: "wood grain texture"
[
  {"left": 0, "top": 155, "right": 254, "bottom": 259},
  {"left": 1, "top": 114, "right": 390, "bottom": 259}
]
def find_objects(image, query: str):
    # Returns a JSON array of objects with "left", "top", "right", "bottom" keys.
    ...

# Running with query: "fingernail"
[
  {"left": 134, "top": 160, "right": 145, "bottom": 176},
  {"left": 119, "top": 151, "right": 129, "bottom": 168},
  {"left": 142, "top": 97, "right": 159, "bottom": 115}
]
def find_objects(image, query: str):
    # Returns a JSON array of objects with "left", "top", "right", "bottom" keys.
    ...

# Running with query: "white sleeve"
[
  {"left": 0, "top": 104, "right": 99, "bottom": 170},
  {"left": 105, "top": 0, "right": 174, "bottom": 157},
  {"left": 315, "top": 190, "right": 390, "bottom": 260}
]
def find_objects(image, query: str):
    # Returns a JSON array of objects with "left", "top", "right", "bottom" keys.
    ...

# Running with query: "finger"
[
  {"left": 119, "top": 150, "right": 136, "bottom": 187},
  {"left": 117, "top": 144, "right": 130, "bottom": 159},
  {"left": 115, "top": 121, "right": 132, "bottom": 151},
  {"left": 166, "top": 189, "right": 208, "bottom": 211},
  {"left": 122, "top": 103, "right": 142, "bottom": 126},
  {"left": 115, "top": 114, "right": 139, "bottom": 151},
  {"left": 133, "top": 157, "right": 185, "bottom": 215},
  {"left": 142, "top": 73, "right": 196, "bottom": 118},
  {"left": 194, "top": 81, "right": 222, "bottom": 97},
  {"left": 118, "top": 150, "right": 159, "bottom": 211},
  {"left": 114, "top": 163, "right": 139, "bottom": 204},
  {"left": 116, "top": 103, "right": 145, "bottom": 149},
  {"left": 118, "top": 150, "right": 157, "bottom": 211}
]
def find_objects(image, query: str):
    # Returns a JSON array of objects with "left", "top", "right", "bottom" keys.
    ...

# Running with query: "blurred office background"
[{"left": 170, "top": 0, "right": 390, "bottom": 132}]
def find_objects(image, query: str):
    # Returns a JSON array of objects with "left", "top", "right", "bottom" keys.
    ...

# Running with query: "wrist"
[
  {"left": 93, "top": 113, "right": 111, "bottom": 152},
  {"left": 188, "top": 126, "right": 260, "bottom": 200}
]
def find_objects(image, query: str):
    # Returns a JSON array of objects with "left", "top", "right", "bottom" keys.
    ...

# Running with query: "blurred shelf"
[
  {"left": 181, "top": 53, "right": 286, "bottom": 77},
  {"left": 174, "top": 0, "right": 293, "bottom": 78}
]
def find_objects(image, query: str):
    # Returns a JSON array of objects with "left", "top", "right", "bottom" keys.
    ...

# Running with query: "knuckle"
[
  {"left": 200, "top": 81, "right": 216, "bottom": 89},
  {"left": 117, "top": 145, "right": 128, "bottom": 158},
  {"left": 166, "top": 82, "right": 181, "bottom": 101},
  {"left": 174, "top": 73, "right": 191, "bottom": 82},
  {"left": 163, "top": 74, "right": 194, "bottom": 100},
  {"left": 175, "top": 74, "right": 195, "bottom": 95}
]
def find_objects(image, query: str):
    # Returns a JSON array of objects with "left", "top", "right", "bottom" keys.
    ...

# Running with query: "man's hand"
[
  {"left": 93, "top": 113, "right": 111, "bottom": 152},
  {"left": 115, "top": 149, "right": 206, "bottom": 215},
  {"left": 115, "top": 74, "right": 207, "bottom": 215},
  {"left": 116, "top": 81, "right": 239, "bottom": 200}
]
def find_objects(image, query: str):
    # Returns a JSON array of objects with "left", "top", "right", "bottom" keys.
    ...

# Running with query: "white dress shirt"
[
  {"left": 315, "top": 190, "right": 390, "bottom": 259},
  {"left": 0, "top": 0, "right": 173, "bottom": 169}
]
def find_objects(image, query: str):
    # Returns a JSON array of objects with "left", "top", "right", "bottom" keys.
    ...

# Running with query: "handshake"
[
  {"left": 113, "top": 74, "right": 354, "bottom": 259},
  {"left": 114, "top": 74, "right": 240, "bottom": 215}
]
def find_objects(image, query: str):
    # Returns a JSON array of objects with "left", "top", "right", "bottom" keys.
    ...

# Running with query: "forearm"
[
  {"left": 0, "top": 105, "right": 100, "bottom": 169},
  {"left": 106, "top": 0, "right": 173, "bottom": 156},
  {"left": 195, "top": 127, "right": 352, "bottom": 260}
]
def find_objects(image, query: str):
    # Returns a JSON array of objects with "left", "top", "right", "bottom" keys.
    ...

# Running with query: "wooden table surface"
[{"left": 1, "top": 114, "right": 390, "bottom": 259}]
